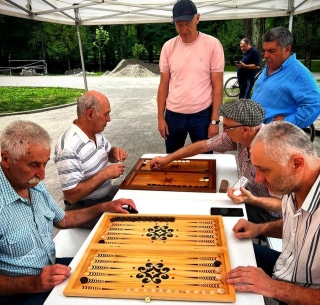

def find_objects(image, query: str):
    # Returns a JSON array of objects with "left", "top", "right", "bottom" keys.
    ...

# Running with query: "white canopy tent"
[{"left": 1, "top": 0, "right": 320, "bottom": 89}]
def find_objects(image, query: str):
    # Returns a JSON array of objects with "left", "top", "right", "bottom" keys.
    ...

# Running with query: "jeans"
[
  {"left": 165, "top": 105, "right": 212, "bottom": 153},
  {"left": 239, "top": 78, "right": 254, "bottom": 99},
  {"left": 0, "top": 258, "right": 73, "bottom": 305}
]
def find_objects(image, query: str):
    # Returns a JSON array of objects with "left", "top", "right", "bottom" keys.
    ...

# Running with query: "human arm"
[
  {"left": 236, "top": 62, "right": 260, "bottom": 69},
  {"left": 208, "top": 71, "right": 223, "bottom": 138},
  {"left": 226, "top": 266, "right": 320, "bottom": 305},
  {"left": 55, "top": 198, "right": 136, "bottom": 228},
  {"left": 227, "top": 187, "right": 282, "bottom": 213},
  {"left": 157, "top": 72, "right": 170, "bottom": 140},
  {"left": 149, "top": 140, "right": 208, "bottom": 170},
  {"left": 0, "top": 264, "right": 71, "bottom": 296},
  {"left": 232, "top": 218, "right": 283, "bottom": 239},
  {"left": 62, "top": 163, "right": 125, "bottom": 204},
  {"left": 108, "top": 146, "right": 128, "bottom": 163}
]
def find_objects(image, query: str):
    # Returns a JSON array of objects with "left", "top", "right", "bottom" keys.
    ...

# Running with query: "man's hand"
[
  {"left": 106, "top": 198, "right": 136, "bottom": 213},
  {"left": 208, "top": 123, "right": 219, "bottom": 138},
  {"left": 112, "top": 147, "right": 128, "bottom": 162},
  {"left": 226, "top": 266, "right": 276, "bottom": 298},
  {"left": 232, "top": 219, "right": 260, "bottom": 239},
  {"left": 149, "top": 156, "right": 170, "bottom": 170},
  {"left": 227, "top": 186, "right": 255, "bottom": 204},
  {"left": 35, "top": 264, "right": 71, "bottom": 292},
  {"left": 158, "top": 118, "right": 169, "bottom": 140},
  {"left": 104, "top": 163, "right": 125, "bottom": 179}
]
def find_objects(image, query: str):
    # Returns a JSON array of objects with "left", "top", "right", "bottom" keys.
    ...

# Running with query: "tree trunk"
[
  {"left": 244, "top": 19, "right": 252, "bottom": 40},
  {"left": 252, "top": 18, "right": 265, "bottom": 64},
  {"left": 148, "top": 45, "right": 153, "bottom": 63}
]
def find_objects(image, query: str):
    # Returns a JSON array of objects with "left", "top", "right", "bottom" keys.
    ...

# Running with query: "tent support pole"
[
  {"left": 74, "top": 8, "right": 88, "bottom": 91},
  {"left": 288, "top": 0, "right": 294, "bottom": 32}
]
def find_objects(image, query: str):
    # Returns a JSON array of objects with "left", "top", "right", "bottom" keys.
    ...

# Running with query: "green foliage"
[
  {"left": 132, "top": 43, "right": 147, "bottom": 59},
  {"left": 0, "top": 87, "right": 84, "bottom": 113},
  {"left": 2, "top": 12, "right": 320, "bottom": 73},
  {"left": 93, "top": 26, "right": 109, "bottom": 71}
]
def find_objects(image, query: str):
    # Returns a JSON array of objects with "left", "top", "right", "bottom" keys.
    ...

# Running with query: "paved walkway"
[{"left": 1, "top": 72, "right": 319, "bottom": 209}]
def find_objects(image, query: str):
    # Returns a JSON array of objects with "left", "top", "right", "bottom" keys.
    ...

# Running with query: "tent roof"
[{"left": 1, "top": 0, "right": 320, "bottom": 26}]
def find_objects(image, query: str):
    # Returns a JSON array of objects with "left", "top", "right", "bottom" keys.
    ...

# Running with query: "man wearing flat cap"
[
  {"left": 157, "top": 0, "right": 225, "bottom": 153},
  {"left": 150, "top": 99, "right": 282, "bottom": 224}
]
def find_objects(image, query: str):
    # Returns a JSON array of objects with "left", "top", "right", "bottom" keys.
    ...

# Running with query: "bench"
[
  {"left": 267, "top": 237, "right": 282, "bottom": 252},
  {"left": 54, "top": 228, "right": 91, "bottom": 257}
]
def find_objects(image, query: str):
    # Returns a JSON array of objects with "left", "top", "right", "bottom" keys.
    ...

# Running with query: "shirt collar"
[
  {"left": 300, "top": 174, "right": 320, "bottom": 213},
  {"left": 266, "top": 53, "right": 295, "bottom": 74},
  {"left": 70, "top": 123, "right": 91, "bottom": 143}
]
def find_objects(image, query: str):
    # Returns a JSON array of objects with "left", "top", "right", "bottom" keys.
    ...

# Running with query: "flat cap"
[{"left": 219, "top": 99, "right": 265, "bottom": 127}]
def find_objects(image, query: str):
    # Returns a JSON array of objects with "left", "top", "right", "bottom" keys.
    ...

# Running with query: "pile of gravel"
[{"left": 105, "top": 59, "right": 160, "bottom": 78}]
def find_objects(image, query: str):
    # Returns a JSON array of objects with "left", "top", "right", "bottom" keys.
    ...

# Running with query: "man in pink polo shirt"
[{"left": 157, "top": 0, "right": 225, "bottom": 153}]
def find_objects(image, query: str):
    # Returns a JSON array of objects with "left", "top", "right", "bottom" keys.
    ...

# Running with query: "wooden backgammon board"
[
  {"left": 120, "top": 158, "right": 217, "bottom": 193},
  {"left": 64, "top": 214, "right": 236, "bottom": 303}
]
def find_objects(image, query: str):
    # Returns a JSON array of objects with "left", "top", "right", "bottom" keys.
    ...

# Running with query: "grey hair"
[
  {"left": 251, "top": 121, "right": 317, "bottom": 167},
  {"left": 1, "top": 120, "right": 52, "bottom": 161},
  {"left": 263, "top": 27, "right": 293, "bottom": 48},
  {"left": 77, "top": 94, "right": 100, "bottom": 117}
]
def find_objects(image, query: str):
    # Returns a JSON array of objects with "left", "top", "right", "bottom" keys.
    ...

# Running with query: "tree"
[
  {"left": 93, "top": 25, "right": 109, "bottom": 71},
  {"left": 132, "top": 43, "right": 146, "bottom": 59}
]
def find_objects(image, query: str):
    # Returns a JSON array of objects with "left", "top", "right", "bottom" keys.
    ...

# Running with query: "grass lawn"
[{"left": 0, "top": 87, "right": 85, "bottom": 114}]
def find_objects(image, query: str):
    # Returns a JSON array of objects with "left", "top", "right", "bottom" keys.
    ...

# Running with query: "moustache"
[{"left": 28, "top": 177, "right": 42, "bottom": 184}]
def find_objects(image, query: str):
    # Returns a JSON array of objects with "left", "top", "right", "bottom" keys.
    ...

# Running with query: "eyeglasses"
[{"left": 223, "top": 124, "right": 246, "bottom": 131}]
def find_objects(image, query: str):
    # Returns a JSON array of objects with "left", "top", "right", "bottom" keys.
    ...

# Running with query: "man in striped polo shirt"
[
  {"left": 226, "top": 121, "right": 320, "bottom": 305},
  {"left": 54, "top": 90, "right": 132, "bottom": 228}
]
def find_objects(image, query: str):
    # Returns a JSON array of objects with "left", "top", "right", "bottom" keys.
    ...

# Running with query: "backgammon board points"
[
  {"left": 120, "top": 158, "right": 216, "bottom": 193},
  {"left": 64, "top": 214, "right": 235, "bottom": 302}
]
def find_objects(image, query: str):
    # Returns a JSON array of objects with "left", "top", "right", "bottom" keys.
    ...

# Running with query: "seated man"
[
  {"left": 226, "top": 121, "right": 320, "bottom": 305},
  {"left": 54, "top": 90, "right": 127, "bottom": 228},
  {"left": 252, "top": 27, "right": 320, "bottom": 128},
  {"left": 150, "top": 99, "right": 281, "bottom": 224},
  {"left": 0, "top": 120, "right": 135, "bottom": 305}
]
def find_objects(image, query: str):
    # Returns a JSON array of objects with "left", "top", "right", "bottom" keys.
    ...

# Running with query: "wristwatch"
[{"left": 211, "top": 120, "right": 220, "bottom": 125}]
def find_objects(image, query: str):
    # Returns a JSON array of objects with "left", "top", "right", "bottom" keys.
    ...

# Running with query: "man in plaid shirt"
[{"left": 150, "top": 99, "right": 281, "bottom": 223}]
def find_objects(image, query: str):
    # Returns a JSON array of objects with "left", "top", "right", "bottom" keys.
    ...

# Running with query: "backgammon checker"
[
  {"left": 120, "top": 158, "right": 217, "bottom": 193},
  {"left": 64, "top": 214, "right": 236, "bottom": 302}
]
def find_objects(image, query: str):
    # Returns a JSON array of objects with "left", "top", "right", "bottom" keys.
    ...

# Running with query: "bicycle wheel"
[{"left": 224, "top": 77, "right": 240, "bottom": 97}]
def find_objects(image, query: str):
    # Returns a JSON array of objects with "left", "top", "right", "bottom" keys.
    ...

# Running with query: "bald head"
[{"left": 77, "top": 90, "right": 110, "bottom": 118}]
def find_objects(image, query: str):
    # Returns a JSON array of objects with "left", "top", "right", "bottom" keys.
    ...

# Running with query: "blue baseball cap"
[{"left": 173, "top": 0, "right": 197, "bottom": 23}]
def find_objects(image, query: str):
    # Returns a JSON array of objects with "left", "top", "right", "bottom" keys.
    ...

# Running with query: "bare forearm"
[
  {"left": 157, "top": 86, "right": 168, "bottom": 120},
  {"left": 0, "top": 274, "right": 38, "bottom": 295},
  {"left": 165, "top": 141, "right": 208, "bottom": 163},
  {"left": 274, "top": 281, "right": 320, "bottom": 305},
  {"left": 63, "top": 170, "right": 110, "bottom": 203},
  {"left": 257, "top": 219, "right": 283, "bottom": 238},
  {"left": 211, "top": 74, "right": 223, "bottom": 121},
  {"left": 249, "top": 196, "right": 282, "bottom": 213}
]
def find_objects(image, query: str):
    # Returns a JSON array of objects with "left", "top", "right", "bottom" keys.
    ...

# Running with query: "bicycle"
[{"left": 224, "top": 65, "right": 264, "bottom": 97}]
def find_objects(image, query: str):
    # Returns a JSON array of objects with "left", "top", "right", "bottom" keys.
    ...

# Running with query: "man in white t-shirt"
[{"left": 157, "top": 0, "right": 225, "bottom": 153}]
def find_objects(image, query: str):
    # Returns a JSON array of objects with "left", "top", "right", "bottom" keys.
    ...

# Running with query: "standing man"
[
  {"left": 226, "top": 121, "right": 320, "bottom": 305},
  {"left": 252, "top": 27, "right": 320, "bottom": 128},
  {"left": 54, "top": 90, "right": 130, "bottom": 228},
  {"left": 236, "top": 38, "right": 260, "bottom": 99},
  {"left": 157, "top": 0, "right": 224, "bottom": 153},
  {"left": 0, "top": 120, "right": 135, "bottom": 305}
]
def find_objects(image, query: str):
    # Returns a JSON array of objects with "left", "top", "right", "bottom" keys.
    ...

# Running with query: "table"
[{"left": 45, "top": 154, "right": 264, "bottom": 305}]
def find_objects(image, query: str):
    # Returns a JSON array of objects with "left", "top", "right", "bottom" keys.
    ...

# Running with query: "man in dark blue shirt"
[{"left": 236, "top": 38, "right": 260, "bottom": 99}]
